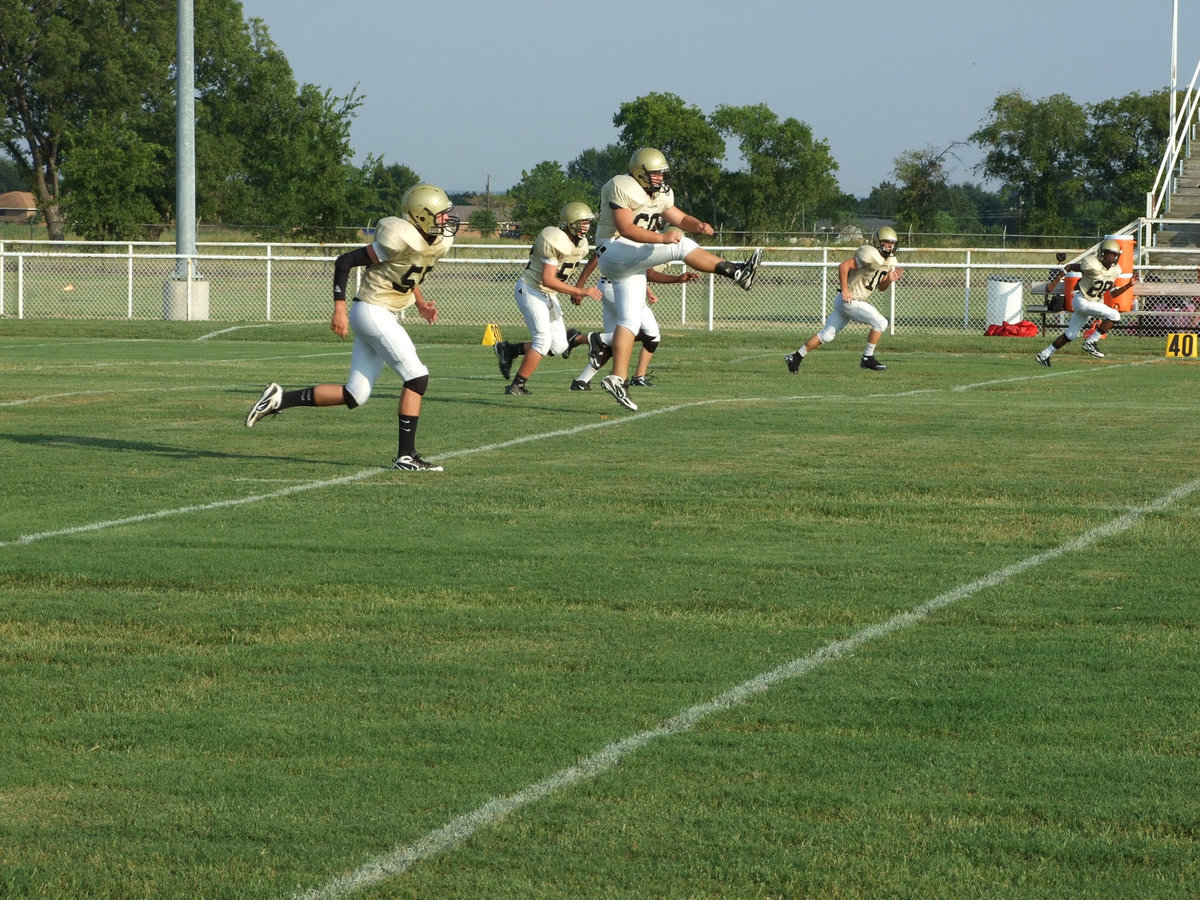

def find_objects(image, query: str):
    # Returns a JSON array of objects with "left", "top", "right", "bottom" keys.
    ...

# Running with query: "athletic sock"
[
  {"left": 398, "top": 415, "right": 418, "bottom": 458},
  {"left": 281, "top": 387, "right": 316, "bottom": 409}
]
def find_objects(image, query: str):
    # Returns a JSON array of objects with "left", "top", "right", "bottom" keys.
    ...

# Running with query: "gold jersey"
[
  {"left": 520, "top": 226, "right": 591, "bottom": 296},
  {"left": 595, "top": 173, "right": 674, "bottom": 244},
  {"left": 845, "top": 244, "right": 896, "bottom": 302},
  {"left": 1076, "top": 253, "right": 1122, "bottom": 301},
  {"left": 357, "top": 215, "right": 454, "bottom": 313}
]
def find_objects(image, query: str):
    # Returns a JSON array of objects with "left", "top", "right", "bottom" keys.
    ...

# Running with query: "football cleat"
[
  {"left": 601, "top": 374, "right": 637, "bottom": 411},
  {"left": 587, "top": 331, "right": 611, "bottom": 369},
  {"left": 245, "top": 382, "right": 282, "bottom": 428},
  {"left": 391, "top": 454, "right": 443, "bottom": 472},
  {"left": 494, "top": 341, "right": 515, "bottom": 378},
  {"left": 1035, "top": 353, "right": 1052, "bottom": 367},
  {"left": 860, "top": 355, "right": 887, "bottom": 371},
  {"left": 1081, "top": 341, "right": 1105, "bottom": 359},
  {"left": 569, "top": 379, "right": 592, "bottom": 391},
  {"left": 733, "top": 248, "right": 763, "bottom": 290},
  {"left": 561, "top": 328, "right": 583, "bottom": 360},
  {"left": 785, "top": 351, "right": 803, "bottom": 374},
  {"left": 629, "top": 374, "right": 654, "bottom": 387},
  {"left": 505, "top": 381, "right": 531, "bottom": 395}
]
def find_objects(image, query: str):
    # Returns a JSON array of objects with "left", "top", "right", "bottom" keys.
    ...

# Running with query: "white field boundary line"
[
  {"left": 0, "top": 361, "right": 1162, "bottom": 549},
  {"left": 294, "top": 473, "right": 1200, "bottom": 900}
]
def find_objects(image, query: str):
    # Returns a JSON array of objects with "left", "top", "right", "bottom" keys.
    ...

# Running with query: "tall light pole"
[
  {"left": 1170, "top": 0, "right": 1178, "bottom": 129},
  {"left": 165, "top": 0, "right": 208, "bottom": 319}
]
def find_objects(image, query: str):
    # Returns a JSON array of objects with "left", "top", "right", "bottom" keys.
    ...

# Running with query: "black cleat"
[
  {"left": 860, "top": 355, "right": 887, "bottom": 371},
  {"left": 494, "top": 341, "right": 515, "bottom": 378},
  {"left": 569, "top": 379, "right": 592, "bottom": 391},
  {"left": 562, "top": 328, "right": 583, "bottom": 360},
  {"left": 785, "top": 352, "right": 803, "bottom": 374}
]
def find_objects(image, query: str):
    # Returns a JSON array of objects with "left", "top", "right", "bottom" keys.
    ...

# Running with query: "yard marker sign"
[{"left": 1165, "top": 332, "right": 1198, "bottom": 358}]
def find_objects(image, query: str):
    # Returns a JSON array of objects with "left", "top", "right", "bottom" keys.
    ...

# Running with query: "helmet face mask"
[
  {"left": 1098, "top": 238, "right": 1122, "bottom": 268},
  {"left": 559, "top": 201, "right": 595, "bottom": 239},
  {"left": 874, "top": 226, "right": 899, "bottom": 258},
  {"left": 629, "top": 147, "right": 671, "bottom": 195},
  {"left": 401, "top": 183, "right": 460, "bottom": 239}
]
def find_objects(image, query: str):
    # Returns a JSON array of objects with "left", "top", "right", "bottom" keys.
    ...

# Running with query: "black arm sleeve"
[{"left": 333, "top": 246, "right": 373, "bottom": 300}]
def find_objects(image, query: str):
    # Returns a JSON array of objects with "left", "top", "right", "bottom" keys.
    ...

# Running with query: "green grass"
[{"left": 1, "top": 321, "right": 1198, "bottom": 899}]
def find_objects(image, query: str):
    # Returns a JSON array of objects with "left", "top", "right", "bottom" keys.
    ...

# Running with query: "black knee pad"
[
  {"left": 342, "top": 387, "right": 360, "bottom": 410},
  {"left": 404, "top": 374, "right": 430, "bottom": 397},
  {"left": 639, "top": 334, "right": 660, "bottom": 353}
]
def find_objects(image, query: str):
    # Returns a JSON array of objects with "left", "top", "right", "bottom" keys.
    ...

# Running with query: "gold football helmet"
[
  {"left": 401, "top": 183, "right": 460, "bottom": 238},
  {"left": 559, "top": 202, "right": 595, "bottom": 238},
  {"left": 1098, "top": 238, "right": 1122, "bottom": 267},
  {"left": 630, "top": 147, "right": 670, "bottom": 194},
  {"left": 874, "top": 226, "right": 899, "bottom": 258}
]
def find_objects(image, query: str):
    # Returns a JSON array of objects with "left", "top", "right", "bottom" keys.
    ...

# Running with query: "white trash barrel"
[{"left": 986, "top": 275, "right": 1023, "bottom": 325}]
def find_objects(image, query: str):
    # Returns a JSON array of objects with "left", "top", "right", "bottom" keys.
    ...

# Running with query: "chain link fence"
[{"left": 3, "top": 240, "right": 1198, "bottom": 335}]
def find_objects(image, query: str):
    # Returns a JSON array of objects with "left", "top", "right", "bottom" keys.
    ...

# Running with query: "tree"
[
  {"left": 612, "top": 93, "right": 724, "bottom": 221},
  {"left": 468, "top": 208, "right": 498, "bottom": 238},
  {"left": 361, "top": 156, "right": 421, "bottom": 222},
  {"left": 567, "top": 143, "right": 628, "bottom": 195},
  {"left": 971, "top": 91, "right": 1089, "bottom": 235},
  {"left": 507, "top": 160, "right": 592, "bottom": 232},
  {"left": 0, "top": 1, "right": 365, "bottom": 240},
  {"left": 891, "top": 144, "right": 962, "bottom": 233},
  {"left": 1082, "top": 89, "right": 1169, "bottom": 230},
  {"left": 710, "top": 103, "right": 840, "bottom": 238},
  {"left": 0, "top": 152, "right": 26, "bottom": 192}
]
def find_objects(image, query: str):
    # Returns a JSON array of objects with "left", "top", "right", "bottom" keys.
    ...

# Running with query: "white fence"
[{"left": 3, "top": 239, "right": 1198, "bottom": 334}]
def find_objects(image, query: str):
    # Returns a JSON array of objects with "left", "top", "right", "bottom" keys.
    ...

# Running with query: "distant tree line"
[{"left": 0, "top": 2, "right": 1169, "bottom": 242}]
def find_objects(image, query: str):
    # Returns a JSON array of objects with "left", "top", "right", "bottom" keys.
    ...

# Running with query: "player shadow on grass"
[{"left": 3, "top": 432, "right": 346, "bottom": 465}]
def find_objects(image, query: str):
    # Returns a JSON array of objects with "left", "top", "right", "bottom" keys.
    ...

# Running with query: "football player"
[
  {"left": 785, "top": 226, "right": 903, "bottom": 373},
  {"left": 1037, "top": 238, "right": 1137, "bottom": 365},
  {"left": 587, "top": 147, "right": 763, "bottom": 411},
  {"left": 493, "top": 202, "right": 604, "bottom": 394},
  {"left": 566, "top": 226, "right": 699, "bottom": 391},
  {"left": 244, "top": 183, "right": 458, "bottom": 471}
]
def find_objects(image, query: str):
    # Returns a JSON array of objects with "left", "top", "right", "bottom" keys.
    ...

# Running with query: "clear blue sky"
[{"left": 238, "top": 0, "right": 1200, "bottom": 200}]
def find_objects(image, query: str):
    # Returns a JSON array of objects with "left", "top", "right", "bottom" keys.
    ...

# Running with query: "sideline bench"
[{"left": 1026, "top": 281, "right": 1200, "bottom": 335}]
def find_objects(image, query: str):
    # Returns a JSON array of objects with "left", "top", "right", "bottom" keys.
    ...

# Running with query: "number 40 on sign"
[{"left": 1165, "top": 333, "right": 1198, "bottom": 358}]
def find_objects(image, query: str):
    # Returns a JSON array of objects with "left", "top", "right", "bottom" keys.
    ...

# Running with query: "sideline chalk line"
[{"left": 293, "top": 473, "right": 1200, "bottom": 899}]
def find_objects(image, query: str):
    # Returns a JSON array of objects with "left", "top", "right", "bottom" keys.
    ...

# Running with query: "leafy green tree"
[
  {"left": 361, "top": 156, "right": 421, "bottom": 221},
  {"left": 1, "top": 1, "right": 365, "bottom": 240},
  {"left": 468, "top": 208, "right": 498, "bottom": 238},
  {"left": 507, "top": 160, "right": 592, "bottom": 232},
  {"left": 1082, "top": 89, "right": 1168, "bottom": 230},
  {"left": 0, "top": 153, "right": 26, "bottom": 192},
  {"left": 61, "top": 117, "right": 164, "bottom": 239},
  {"left": 891, "top": 145, "right": 956, "bottom": 233},
  {"left": 612, "top": 93, "right": 724, "bottom": 220},
  {"left": 567, "top": 143, "right": 628, "bottom": 195},
  {"left": 971, "top": 91, "right": 1089, "bottom": 235},
  {"left": 710, "top": 103, "right": 839, "bottom": 238}
]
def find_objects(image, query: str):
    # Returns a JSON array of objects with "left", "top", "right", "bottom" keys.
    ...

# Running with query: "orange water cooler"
[{"left": 1103, "top": 234, "right": 1136, "bottom": 312}]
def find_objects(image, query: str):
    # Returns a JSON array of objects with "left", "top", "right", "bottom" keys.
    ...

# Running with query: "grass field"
[{"left": 1, "top": 320, "right": 1198, "bottom": 899}]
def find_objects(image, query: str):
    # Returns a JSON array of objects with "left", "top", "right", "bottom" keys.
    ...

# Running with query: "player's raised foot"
[
  {"left": 494, "top": 341, "right": 515, "bottom": 378},
  {"left": 1081, "top": 341, "right": 1105, "bottom": 359},
  {"left": 785, "top": 351, "right": 803, "bottom": 374},
  {"left": 1035, "top": 352, "right": 1052, "bottom": 367},
  {"left": 860, "top": 355, "right": 887, "bottom": 371},
  {"left": 391, "top": 454, "right": 443, "bottom": 472},
  {"left": 245, "top": 382, "right": 282, "bottom": 428},
  {"left": 629, "top": 374, "right": 654, "bottom": 387},
  {"left": 587, "top": 332, "right": 611, "bottom": 369},
  {"left": 569, "top": 379, "right": 591, "bottom": 391},
  {"left": 601, "top": 374, "right": 637, "bottom": 411},
  {"left": 562, "top": 328, "right": 582, "bottom": 360},
  {"left": 733, "top": 248, "right": 763, "bottom": 290},
  {"left": 505, "top": 381, "right": 531, "bottom": 395}
]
